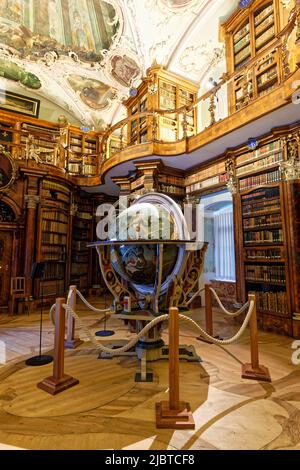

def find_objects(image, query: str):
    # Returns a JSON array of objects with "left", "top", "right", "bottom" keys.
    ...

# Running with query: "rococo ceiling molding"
[
  {"left": 155, "top": 0, "right": 199, "bottom": 14},
  {"left": 179, "top": 41, "right": 225, "bottom": 74}
]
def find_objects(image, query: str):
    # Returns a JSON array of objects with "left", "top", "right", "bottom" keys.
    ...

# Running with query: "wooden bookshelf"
[
  {"left": 70, "top": 196, "right": 94, "bottom": 292},
  {"left": 125, "top": 66, "right": 198, "bottom": 145},
  {"left": 112, "top": 160, "right": 185, "bottom": 200},
  {"left": 37, "top": 179, "right": 71, "bottom": 299},
  {"left": 185, "top": 161, "right": 228, "bottom": 195},
  {"left": 239, "top": 185, "right": 291, "bottom": 332},
  {"left": 20, "top": 122, "right": 61, "bottom": 165},
  {"left": 68, "top": 132, "right": 98, "bottom": 176},
  {"left": 222, "top": 0, "right": 282, "bottom": 113}
]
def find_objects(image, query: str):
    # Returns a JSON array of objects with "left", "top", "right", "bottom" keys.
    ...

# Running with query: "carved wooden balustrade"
[
  {"left": 100, "top": 6, "right": 299, "bottom": 174},
  {"left": 0, "top": 4, "right": 299, "bottom": 185}
]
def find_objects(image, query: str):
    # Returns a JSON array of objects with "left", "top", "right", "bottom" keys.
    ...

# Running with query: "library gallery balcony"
[{"left": 100, "top": 8, "right": 300, "bottom": 183}]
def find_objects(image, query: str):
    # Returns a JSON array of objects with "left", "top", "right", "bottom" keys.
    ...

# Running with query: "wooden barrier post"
[
  {"left": 37, "top": 297, "right": 79, "bottom": 395},
  {"left": 197, "top": 283, "right": 214, "bottom": 343},
  {"left": 155, "top": 307, "right": 195, "bottom": 429},
  {"left": 205, "top": 283, "right": 213, "bottom": 336},
  {"left": 241, "top": 293, "right": 271, "bottom": 382},
  {"left": 64, "top": 285, "right": 83, "bottom": 349}
]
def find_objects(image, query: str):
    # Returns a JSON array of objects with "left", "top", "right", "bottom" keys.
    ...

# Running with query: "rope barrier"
[
  {"left": 186, "top": 287, "right": 205, "bottom": 307},
  {"left": 209, "top": 287, "right": 249, "bottom": 317},
  {"left": 63, "top": 302, "right": 168, "bottom": 355},
  {"left": 75, "top": 289, "right": 112, "bottom": 314},
  {"left": 49, "top": 285, "right": 255, "bottom": 353},
  {"left": 49, "top": 303, "right": 56, "bottom": 325},
  {"left": 179, "top": 299, "right": 255, "bottom": 345}
]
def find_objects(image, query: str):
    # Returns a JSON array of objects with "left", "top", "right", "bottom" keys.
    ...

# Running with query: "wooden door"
[{"left": 0, "top": 231, "right": 13, "bottom": 306}]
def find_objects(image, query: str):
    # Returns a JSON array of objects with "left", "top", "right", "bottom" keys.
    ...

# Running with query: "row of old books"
[
  {"left": 255, "top": 290, "right": 288, "bottom": 315},
  {"left": 244, "top": 248, "right": 282, "bottom": 260},
  {"left": 236, "top": 150, "right": 282, "bottom": 177},
  {"left": 245, "top": 264, "right": 286, "bottom": 283},
  {"left": 244, "top": 228, "right": 283, "bottom": 244},
  {"left": 239, "top": 169, "right": 280, "bottom": 190},
  {"left": 243, "top": 212, "right": 281, "bottom": 229},
  {"left": 42, "top": 232, "right": 67, "bottom": 245}
]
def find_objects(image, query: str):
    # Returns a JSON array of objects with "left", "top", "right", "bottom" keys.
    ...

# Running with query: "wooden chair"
[{"left": 10, "top": 277, "right": 31, "bottom": 315}]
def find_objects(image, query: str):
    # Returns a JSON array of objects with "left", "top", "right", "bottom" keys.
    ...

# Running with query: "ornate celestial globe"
[{"left": 109, "top": 193, "right": 189, "bottom": 296}]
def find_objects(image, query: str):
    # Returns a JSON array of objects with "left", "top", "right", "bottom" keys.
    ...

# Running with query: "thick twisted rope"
[
  {"left": 49, "top": 289, "right": 255, "bottom": 350},
  {"left": 179, "top": 299, "right": 255, "bottom": 345},
  {"left": 49, "top": 303, "right": 56, "bottom": 325},
  {"left": 75, "top": 289, "right": 112, "bottom": 314},
  {"left": 63, "top": 302, "right": 168, "bottom": 355},
  {"left": 209, "top": 287, "right": 249, "bottom": 317},
  {"left": 49, "top": 288, "right": 112, "bottom": 326},
  {"left": 186, "top": 287, "right": 205, "bottom": 307}
]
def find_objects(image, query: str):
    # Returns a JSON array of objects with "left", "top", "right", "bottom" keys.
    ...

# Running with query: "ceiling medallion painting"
[
  {"left": 109, "top": 54, "right": 140, "bottom": 87},
  {"left": 67, "top": 74, "right": 117, "bottom": 110},
  {"left": 0, "top": 0, "right": 123, "bottom": 63}
]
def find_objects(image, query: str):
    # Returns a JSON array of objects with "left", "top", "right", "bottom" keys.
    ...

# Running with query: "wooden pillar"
[
  {"left": 197, "top": 283, "right": 217, "bottom": 344},
  {"left": 37, "top": 297, "right": 79, "bottom": 395},
  {"left": 64, "top": 285, "right": 83, "bottom": 349},
  {"left": 24, "top": 194, "right": 40, "bottom": 295},
  {"left": 155, "top": 307, "right": 195, "bottom": 429},
  {"left": 241, "top": 293, "right": 271, "bottom": 382}
]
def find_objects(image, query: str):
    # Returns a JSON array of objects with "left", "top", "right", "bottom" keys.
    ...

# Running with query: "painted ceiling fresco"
[
  {"left": 0, "top": 0, "right": 239, "bottom": 129},
  {"left": 0, "top": 0, "right": 120, "bottom": 61}
]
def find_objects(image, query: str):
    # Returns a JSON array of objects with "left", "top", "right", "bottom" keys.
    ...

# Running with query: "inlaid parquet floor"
[{"left": 0, "top": 298, "right": 299, "bottom": 450}]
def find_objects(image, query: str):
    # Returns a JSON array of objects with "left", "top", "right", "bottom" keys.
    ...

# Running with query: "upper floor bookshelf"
[
  {"left": 222, "top": 0, "right": 285, "bottom": 113},
  {"left": 224, "top": 0, "right": 281, "bottom": 73},
  {"left": 124, "top": 66, "right": 198, "bottom": 144}
]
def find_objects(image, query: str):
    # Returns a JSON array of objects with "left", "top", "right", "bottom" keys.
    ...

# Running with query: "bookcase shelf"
[
  {"left": 223, "top": 0, "right": 281, "bottom": 113},
  {"left": 70, "top": 196, "right": 94, "bottom": 292},
  {"left": 185, "top": 161, "right": 228, "bottom": 195},
  {"left": 125, "top": 66, "right": 198, "bottom": 145},
  {"left": 239, "top": 181, "right": 291, "bottom": 322},
  {"left": 68, "top": 132, "right": 98, "bottom": 176},
  {"left": 37, "top": 179, "right": 71, "bottom": 298}
]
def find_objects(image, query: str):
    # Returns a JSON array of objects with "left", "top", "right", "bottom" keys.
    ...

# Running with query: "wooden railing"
[
  {"left": 1, "top": 6, "right": 298, "bottom": 183},
  {"left": 100, "top": 6, "right": 299, "bottom": 168}
]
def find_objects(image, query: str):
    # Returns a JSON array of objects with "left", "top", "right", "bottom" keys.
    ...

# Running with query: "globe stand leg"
[{"left": 135, "top": 349, "right": 153, "bottom": 382}]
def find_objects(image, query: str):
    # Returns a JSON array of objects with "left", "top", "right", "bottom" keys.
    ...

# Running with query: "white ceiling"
[{"left": 0, "top": 0, "right": 239, "bottom": 129}]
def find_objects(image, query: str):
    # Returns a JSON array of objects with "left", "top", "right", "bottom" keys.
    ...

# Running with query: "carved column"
[
  {"left": 24, "top": 193, "right": 40, "bottom": 294},
  {"left": 208, "top": 92, "right": 216, "bottom": 126},
  {"left": 295, "top": 0, "right": 300, "bottom": 42},
  {"left": 280, "top": 132, "right": 300, "bottom": 335}
]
